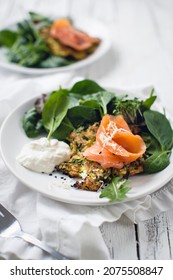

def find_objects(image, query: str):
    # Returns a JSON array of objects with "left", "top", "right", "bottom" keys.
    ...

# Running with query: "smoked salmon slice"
[
  {"left": 83, "top": 141, "right": 124, "bottom": 169},
  {"left": 50, "top": 19, "right": 100, "bottom": 51},
  {"left": 83, "top": 114, "right": 146, "bottom": 169}
]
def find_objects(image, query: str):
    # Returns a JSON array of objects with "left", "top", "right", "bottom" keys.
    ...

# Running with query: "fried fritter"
[
  {"left": 40, "top": 27, "right": 100, "bottom": 60},
  {"left": 57, "top": 123, "right": 144, "bottom": 192}
]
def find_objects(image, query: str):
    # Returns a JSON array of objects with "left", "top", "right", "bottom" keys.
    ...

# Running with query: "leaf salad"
[
  {"left": 0, "top": 12, "right": 100, "bottom": 68},
  {"left": 21, "top": 79, "right": 173, "bottom": 202}
]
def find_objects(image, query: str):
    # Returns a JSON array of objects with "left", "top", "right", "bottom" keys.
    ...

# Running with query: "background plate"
[{"left": 0, "top": 17, "right": 111, "bottom": 75}]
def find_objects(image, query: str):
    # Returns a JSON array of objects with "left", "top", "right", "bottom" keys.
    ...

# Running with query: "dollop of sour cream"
[{"left": 16, "top": 137, "right": 71, "bottom": 173}]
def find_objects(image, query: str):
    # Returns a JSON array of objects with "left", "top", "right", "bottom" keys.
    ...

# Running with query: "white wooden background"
[{"left": 1, "top": 0, "right": 173, "bottom": 260}]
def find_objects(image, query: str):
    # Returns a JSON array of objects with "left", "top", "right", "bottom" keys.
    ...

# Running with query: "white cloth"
[{"left": 0, "top": 74, "right": 173, "bottom": 260}]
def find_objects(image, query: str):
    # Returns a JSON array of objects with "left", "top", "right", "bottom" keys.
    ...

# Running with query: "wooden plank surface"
[
  {"left": 138, "top": 210, "right": 173, "bottom": 260},
  {"left": 100, "top": 215, "right": 138, "bottom": 260},
  {"left": 100, "top": 209, "right": 173, "bottom": 260}
]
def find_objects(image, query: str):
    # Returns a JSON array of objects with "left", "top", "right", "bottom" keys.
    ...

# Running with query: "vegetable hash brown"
[{"left": 57, "top": 123, "right": 144, "bottom": 191}]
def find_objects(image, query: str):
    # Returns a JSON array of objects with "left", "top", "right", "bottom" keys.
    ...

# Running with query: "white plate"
[
  {"left": 0, "top": 88, "right": 173, "bottom": 206},
  {"left": 0, "top": 17, "right": 111, "bottom": 75}
]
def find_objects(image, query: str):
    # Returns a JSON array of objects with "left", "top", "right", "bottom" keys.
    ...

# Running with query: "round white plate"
[
  {"left": 0, "top": 88, "right": 173, "bottom": 205},
  {"left": 0, "top": 17, "right": 111, "bottom": 75}
]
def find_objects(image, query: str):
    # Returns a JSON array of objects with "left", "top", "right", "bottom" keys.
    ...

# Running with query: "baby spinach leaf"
[
  {"left": 22, "top": 108, "right": 45, "bottom": 138},
  {"left": 144, "top": 110, "right": 173, "bottom": 151},
  {"left": 79, "top": 100, "right": 101, "bottom": 113},
  {"left": 67, "top": 105, "right": 100, "bottom": 128},
  {"left": 144, "top": 151, "right": 170, "bottom": 173},
  {"left": 29, "top": 11, "right": 52, "bottom": 26},
  {"left": 68, "top": 96, "right": 79, "bottom": 109},
  {"left": 42, "top": 88, "right": 69, "bottom": 140},
  {"left": 0, "top": 30, "right": 18, "bottom": 48},
  {"left": 80, "top": 91, "right": 114, "bottom": 116},
  {"left": 38, "top": 55, "right": 70, "bottom": 68},
  {"left": 99, "top": 177, "right": 131, "bottom": 202},
  {"left": 70, "top": 79, "right": 104, "bottom": 97},
  {"left": 142, "top": 88, "right": 156, "bottom": 110},
  {"left": 17, "top": 20, "right": 39, "bottom": 42},
  {"left": 53, "top": 116, "right": 74, "bottom": 141},
  {"left": 8, "top": 38, "right": 49, "bottom": 67},
  {"left": 141, "top": 132, "right": 161, "bottom": 155}
]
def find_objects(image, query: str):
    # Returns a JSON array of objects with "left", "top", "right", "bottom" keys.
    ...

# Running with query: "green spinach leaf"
[
  {"left": 22, "top": 108, "right": 45, "bottom": 138},
  {"left": 141, "top": 132, "right": 161, "bottom": 154},
  {"left": 67, "top": 105, "right": 100, "bottom": 128},
  {"left": 142, "top": 88, "right": 156, "bottom": 110},
  {"left": 68, "top": 96, "right": 79, "bottom": 109},
  {"left": 70, "top": 79, "right": 105, "bottom": 97},
  {"left": 144, "top": 110, "right": 173, "bottom": 151},
  {"left": 8, "top": 38, "right": 49, "bottom": 67},
  {"left": 99, "top": 177, "right": 131, "bottom": 202},
  {"left": 53, "top": 116, "right": 74, "bottom": 141},
  {"left": 0, "top": 30, "right": 18, "bottom": 48},
  {"left": 80, "top": 91, "right": 114, "bottom": 116},
  {"left": 38, "top": 55, "right": 70, "bottom": 68},
  {"left": 29, "top": 11, "right": 52, "bottom": 27},
  {"left": 42, "top": 88, "right": 69, "bottom": 140},
  {"left": 79, "top": 100, "right": 101, "bottom": 112},
  {"left": 144, "top": 151, "right": 170, "bottom": 173}
]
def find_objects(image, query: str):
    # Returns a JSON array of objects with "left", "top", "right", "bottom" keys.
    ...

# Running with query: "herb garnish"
[{"left": 99, "top": 177, "right": 131, "bottom": 202}]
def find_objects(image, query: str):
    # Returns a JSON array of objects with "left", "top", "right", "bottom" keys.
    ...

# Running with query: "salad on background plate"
[
  {"left": 0, "top": 80, "right": 173, "bottom": 205},
  {"left": 0, "top": 12, "right": 110, "bottom": 74}
]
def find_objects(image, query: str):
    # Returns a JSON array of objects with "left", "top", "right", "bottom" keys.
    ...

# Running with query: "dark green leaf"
[
  {"left": 17, "top": 20, "right": 39, "bottom": 42},
  {"left": 99, "top": 177, "right": 131, "bottom": 202},
  {"left": 80, "top": 91, "right": 114, "bottom": 116},
  {"left": 29, "top": 11, "right": 52, "bottom": 26},
  {"left": 70, "top": 79, "right": 105, "bottom": 96},
  {"left": 0, "top": 30, "right": 18, "bottom": 48},
  {"left": 42, "top": 88, "right": 69, "bottom": 139},
  {"left": 142, "top": 88, "right": 156, "bottom": 110},
  {"left": 67, "top": 105, "right": 100, "bottom": 128},
  {"left": 52, "top": 116, "right": 74, "bottom": 141},
  {"left": 144, "top": 151, "right": 170, "bottom": 173},
  {"left": 141, "top": 132, "right": 161, "bottom": 154},
  {"left": 144, "top": 110, "right": 173, "bottom": 151},
  {"left": 68, "top": 96, "right": 79, "bottom": 109},
  {"left": 22, "top": 108, "right": 45, "bottom": 138},
  {"left": 7, "top": 37, "right": 49, "bottom": 67},
  {"left": 38, "top": 55, "right": 70, "bottom": 68},
  {"left": 80, "top": 100, "right": 101, "bottom": 111}
]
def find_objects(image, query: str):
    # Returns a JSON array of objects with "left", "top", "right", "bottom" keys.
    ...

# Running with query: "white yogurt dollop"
[{"left": 16, "top": 137, "right": 71, "bottom": 173}]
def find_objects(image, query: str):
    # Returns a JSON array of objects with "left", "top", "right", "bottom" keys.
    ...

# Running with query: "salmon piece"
[
  {"left": 50, "top": 18, "right": 100, "bottom": 51},
  {"left": 83, "top": 142, "right": 124, "bottom": 169},
  {"left": 83, "top": 114, "right": 146, "bottom": 168}
]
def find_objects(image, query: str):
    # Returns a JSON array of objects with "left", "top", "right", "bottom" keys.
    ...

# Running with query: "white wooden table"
[{"left": 0, "top": 0, "right": 173, "bottom": 260}]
